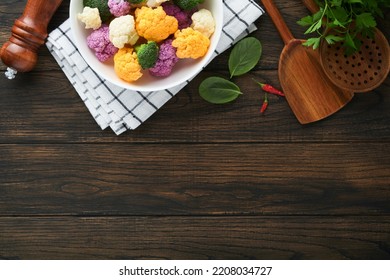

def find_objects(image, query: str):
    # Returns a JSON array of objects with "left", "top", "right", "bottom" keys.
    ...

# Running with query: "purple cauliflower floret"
[
  {"left": 149, "top": 39, "right": 179, "bottom": 77},
  {"left": 161, "top": 2, "right": 197, "bottom": 30},
  {"left": 108, "top": 0, "right": 131, "bottom": 17},
  {"left": 87, "top": 25, "right": 118, "bottom": 62}
]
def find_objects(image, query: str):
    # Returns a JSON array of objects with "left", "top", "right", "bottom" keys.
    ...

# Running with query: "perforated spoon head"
[{"left": 320, "top": 28, "right": 390, "bottom": 93}]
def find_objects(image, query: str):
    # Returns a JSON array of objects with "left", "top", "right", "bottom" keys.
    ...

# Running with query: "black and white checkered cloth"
[{"left": 46, "top": 0, "right": 264, "bottom": 135}]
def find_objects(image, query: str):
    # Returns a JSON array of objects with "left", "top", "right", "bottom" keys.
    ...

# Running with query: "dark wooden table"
[{"left": 1, "top": 0, "right": 389, "bottom": 260}]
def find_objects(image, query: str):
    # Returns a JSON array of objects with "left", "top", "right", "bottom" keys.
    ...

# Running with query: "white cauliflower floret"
[
  {"left": 146, "top": 0, "right": 169, "bottom": 7},
  {"left": 109, "top": 15, "right": 139, "bottom": 48},
  {"left": 191, "top": 9, "right": 215, "bottom": 38},
  {"left": 78, "top": 7, "right": 102, "bottom": 30}
]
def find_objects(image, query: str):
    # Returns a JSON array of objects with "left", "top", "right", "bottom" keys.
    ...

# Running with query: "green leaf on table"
[
  {"left": 228, "top": 37, "right": 262, "bottom": 78},
  {"left": 199, "top": 77, "right": 243, "bottom": 104}
]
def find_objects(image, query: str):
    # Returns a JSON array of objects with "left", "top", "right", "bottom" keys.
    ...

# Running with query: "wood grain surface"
[{"left": 0, "top": 0, "right": 389, "bottom": 260}]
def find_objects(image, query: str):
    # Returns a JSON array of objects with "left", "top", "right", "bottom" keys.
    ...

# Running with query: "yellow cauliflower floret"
[
  {"left": 114, "top": 47, "right": 143, "bottom": 83},
  {"left": 191, "top": 9, "right": 215, "bottom": 38},
  {"left": 172, "top": 28, "right": 210, "bottom": 59},
  {"left": 135, "top": 6, "right": 178, "bottom": 42},
  {"left": 78, "top": 7, "right": 102, "bottom": 30}
]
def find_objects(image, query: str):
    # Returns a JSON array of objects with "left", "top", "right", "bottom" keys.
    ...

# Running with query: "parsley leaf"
[{"left": 298, "top": 0, "right": 387, "bottom": 54}]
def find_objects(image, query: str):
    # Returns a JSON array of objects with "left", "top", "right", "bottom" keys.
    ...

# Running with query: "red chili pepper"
[
  {"left": 253, "top": 79, "right": 285, "bottom": 97},
  {"left": 260, "top": 93, "right": 268, "bottom": 114}
]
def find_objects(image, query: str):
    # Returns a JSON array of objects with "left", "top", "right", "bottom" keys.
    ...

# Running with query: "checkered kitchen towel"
[{"left": 46, "top": 0, "right": 264, "bottom": 135}]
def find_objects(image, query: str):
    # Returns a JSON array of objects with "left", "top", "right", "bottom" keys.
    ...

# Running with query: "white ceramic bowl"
[{"left": 70, "top": 0, "right": 223, "bottom": 92}]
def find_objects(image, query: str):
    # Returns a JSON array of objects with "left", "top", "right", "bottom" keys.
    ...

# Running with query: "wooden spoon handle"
[
  {"left": 301, "top": 0, "right": 320, "bottom": 13},
  {"left": 261, "top": 0, "right": 294, "bottom": 45},
  {"left": 0, "top": 0, "right": 63, "bottom": 72}
]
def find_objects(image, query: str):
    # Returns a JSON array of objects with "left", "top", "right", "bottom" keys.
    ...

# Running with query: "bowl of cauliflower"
[{"left": 70, "top": 0, "right": 223, "bottom": 92}]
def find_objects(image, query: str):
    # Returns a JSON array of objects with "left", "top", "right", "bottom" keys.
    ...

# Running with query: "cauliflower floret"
[
  {"left": 162, "top": 2, "right": 196, "bottom": 30},
  {"left": 135, "top": 6, "right": 178, "bottom": 42},
  {"left": 129, "top": 0, "right": 147, "bottom": 8},
  {"left": 128, "top": 0, "right": 146, "bottom": 4},
  {"left": 108, "top": 0, "right": 131, "bottom": 17},
  {"left": 173, "top": 0, "right": 204, "bottom": 11},
  {"left": 109, "top": 15, "right": 139, "bottom": 48},
  {"left": 83, "top": 0, "right": 112, "bottom": 22},
  {"left": 78, "top": 7, "right": 102, "bottom": 30},
  {"left": 87, "top": 25, "right": 118, "bottom": 62},
  {"left": 146, "top": 0, "right": 169, "bottom": 7},
  {"left": 136, "top": 41, "right": 159, "bottom": 69},
  {"left": 114, "top": 47, "right": 143, "bottom": 82},
  {"left": 149, "top": 39, "right": 179, "bottom": 77},
  {"left": 172, "top": 27, "right": 210, "bottom": 59},
  {"left": 191, "top": 9, "right": 215, "bottom": 38}
]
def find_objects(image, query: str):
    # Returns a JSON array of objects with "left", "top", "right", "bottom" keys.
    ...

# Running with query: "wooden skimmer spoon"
[
  {"left": 261, "top": 0, "right": 354, "bottom": 124},
  {"left": 302, "top": 0, "right": 390, "bottom": 93}
]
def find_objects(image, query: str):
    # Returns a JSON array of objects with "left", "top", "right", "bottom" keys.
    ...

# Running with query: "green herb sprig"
[
  {"left": 199, "top": 37, "right": 262, "bottom": 104},
  {"left": 297, "top": 0, "right": 389, "bottom": 55}
]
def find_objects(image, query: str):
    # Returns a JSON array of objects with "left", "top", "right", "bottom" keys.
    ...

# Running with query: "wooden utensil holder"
[{"left": 0, "top": 0, "right": 63, "bottom": 73}]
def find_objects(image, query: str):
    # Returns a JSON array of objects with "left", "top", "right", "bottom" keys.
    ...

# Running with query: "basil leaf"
[
  {"left": 199, "top": 77, "right": 243, "bottom": 104},
  {"left": 228, "top": 37, "right": 262, "bottom": 78}
]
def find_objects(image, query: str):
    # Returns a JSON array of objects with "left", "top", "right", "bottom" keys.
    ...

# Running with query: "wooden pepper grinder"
[{"left": 0, "top": 0, "right": 63, "bottom": 79}]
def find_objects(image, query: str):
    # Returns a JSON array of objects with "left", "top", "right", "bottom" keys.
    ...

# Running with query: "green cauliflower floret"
[
  {"left": 135, "top": 41, "right": 159, "bottom": 69},
  {"left": 173, "top": 0, "right": 204, "bottom": 11},
  {"left": 83, "top": 0, "right": 111, "bottom": 22},
  {"left": 128, "top": 0, "right": 146, "bottom": 3}
]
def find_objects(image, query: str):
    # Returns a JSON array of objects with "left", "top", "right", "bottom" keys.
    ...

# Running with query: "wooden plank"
[
  {"left": 0, "top": 69, "right": 389, "bottom": 143},
  {"left": 1, "top": 143, "right": 389, "bottom": 215},
  {"left": 1, "top": 0, "right": 389, "bottom": 143},
  {"left": 1, "top": 0, "right": 388, "bottom": 73},
  {"left": 0, "top": 24, "right": 281, "bottom": 71},
  {"left": 0, "top": 216, "right": 389, "bottom": 259},
  {"left": 0, "top": 0, "right": 305, "bottom": 71},
  {"left": 0, "top": 0, "right": 389, "bottom": 263}
]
